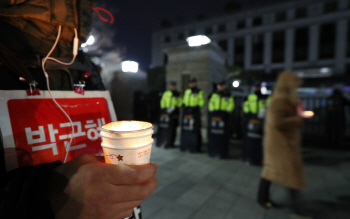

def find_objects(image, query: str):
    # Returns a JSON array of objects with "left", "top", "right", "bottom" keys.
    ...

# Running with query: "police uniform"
[
  {"left": 180, "top": 78, "right": 205, "bottom": 153},
  {"left": 207, "top": 81, "right": 234, "bottom": 159},
  {"left": 156, "top": 82, "right": 181, "bottom": 148},
  {"left": 242, "top": 92, "right": 270, "bottom": 165}
]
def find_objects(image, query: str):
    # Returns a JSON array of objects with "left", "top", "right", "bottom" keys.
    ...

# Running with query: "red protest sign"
[{"left": 7, "top": 97, "right": 112, "bottom": 166}]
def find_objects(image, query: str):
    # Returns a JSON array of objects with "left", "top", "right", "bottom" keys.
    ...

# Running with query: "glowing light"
[
  {"left": 186, "top": 35, "right": 211, "bottom": 47},
  {"left": 232, "top": 80, "right": 240, "bottom": 88},
  {"left": 303, "top": 111, "right": 314, "bottom": 118},
  {"left": 261, "top": 87, "right": 268, "bottom": 94},
  {"left": 320, "top": 67, "right": 330, "bottom": 74},
  {"left": 81, "top": 35, "right": 95, "bottom": 47},
  {"left": 122, "top": 61, "right": 139, "bottom": 73}
]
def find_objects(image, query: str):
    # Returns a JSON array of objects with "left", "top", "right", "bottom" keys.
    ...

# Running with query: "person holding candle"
[
  {"left": 257, "top": 71, "right": 312, "bottom": 218},
  {"left": 180, "top": 77, "right": 205, "bottom": 153},
  {"left": 207, "top": 80, "right": 234, "bottom": 159},
  {"left": 157, "top": 81, "right": 182, "bottom": 148}
]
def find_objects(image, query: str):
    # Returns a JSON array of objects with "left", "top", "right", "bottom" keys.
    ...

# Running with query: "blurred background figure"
[
  {"left": 156, "top": 81, "right": 181, "bottom": 148},
  {"left": 242, "top": 82, "right": 269, "bottom": 165},
  {"left": 207, "top": 80, "right": 234, "bottom": 159},
  {"left": 180, "top": 77, "right": 205, "bottom": 153},
  {"left": 326, "top": 88, "right": 350, "bottom": 149},
  {"left": 257, "top": 71, "right": 312, "bottom": 219}
]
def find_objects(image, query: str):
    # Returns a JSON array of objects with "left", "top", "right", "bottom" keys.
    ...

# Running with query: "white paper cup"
[
  {"left": 100, "top": 131, "right": 154, "bottom": 148},
  {"left": 102, "top": 140, "right": 153, "bottom": 165},
  {"left": 100, "top": 121, "right": 154, "bottom": 165}
]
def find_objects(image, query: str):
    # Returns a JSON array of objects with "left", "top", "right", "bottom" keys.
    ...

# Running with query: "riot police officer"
[
  {"left": 208, "top": 80, "right": 234, "bottom": 159},
  {"left": 242, "top": 82, "right": 269, "bottom": 165},
  {"left": 180, "top": 77, "right": 205, "bottom": 153},
  {"left": 156, "top": 81, "right": 181, "bottom": 148}
]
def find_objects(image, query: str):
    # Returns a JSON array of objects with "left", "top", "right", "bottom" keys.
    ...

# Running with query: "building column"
[
  {"left": 285, "top": 28, "right": 294, "bottom": 70},
  {"left": 335, "top": 19, "right": 347, "bottom": 75},
  {"left": 228, "top": 38, "right": 234, "bottom": 66},
  {"left": 244, "top": 35, "right": 252, "bottom": 69},
  {"left": 264, "top": 32, "right": 272, "bottom": 72},
  {"left": 309, "top": 25, "right": 319, "bottom": 62}
]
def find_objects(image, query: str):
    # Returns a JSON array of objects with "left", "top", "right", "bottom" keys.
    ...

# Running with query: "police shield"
[
  {"left": 180, "top": 107, "right": 201, "bottom": 153},
  {"left": 208, "top": 112, "right": 229, "bottom": 159},
  {"left": 243, "top": 117, "right": 263, "bottom": 165},
  {"left": 156, "top": 110, "right": 176, "bottom": 148}
]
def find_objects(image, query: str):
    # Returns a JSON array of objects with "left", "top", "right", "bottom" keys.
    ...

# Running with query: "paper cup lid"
[
  {"left": 100, "top": 130, "right": 153, "bottom": 140},
  {"left": 100, "top": 121, "right": 153, "bottom": 133}
]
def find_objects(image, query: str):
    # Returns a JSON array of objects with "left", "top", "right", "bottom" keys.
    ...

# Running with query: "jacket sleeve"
[
  {"left": 227, "top": 95, "right": 235, "bottom": 112},
  {"left": 269, "top": 98, "right": 303, "bottom": 131},
  {"left": 198, "top": 90, "right": 205, "bottom": 107},
  {"left": 160, "top": 92, "right": 165, "bottom": 108},
  {"left": 0, "top": 161, "right": 62, "bottom": 219},
  {"left": 177, "top": 95, "right": 182, "bottom": 108},
  {"left": 0, "top": 0, "right": 26, "bottom": 7}
]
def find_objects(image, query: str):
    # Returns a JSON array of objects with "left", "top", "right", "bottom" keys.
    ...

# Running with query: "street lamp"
[
  {"left": 81, "top": 35, "right": 95, "bottom": 48},
  {"left": 232, "top": 80, "right": 240, "bottom": 88},
  {"left": 186, "top": 35, "right": 211, "bottom": 47},
  {"left": 122, "top": 61, "right": 139, "bottom": 73}
]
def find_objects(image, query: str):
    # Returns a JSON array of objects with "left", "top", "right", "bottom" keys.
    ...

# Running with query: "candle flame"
[
  {"left": 303, "top": 111, "right": 314, "bottom": 118},
  {"left": 103, "top": 121, "right": 152, "bottom": 132}
]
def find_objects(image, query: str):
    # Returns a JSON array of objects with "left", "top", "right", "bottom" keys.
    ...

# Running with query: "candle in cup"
[
  {"left": 100, "top": 121, "right": 154, "bottom": 165},
  {"left": 302, "top": 111, "right": 314, "bottom": 118}
]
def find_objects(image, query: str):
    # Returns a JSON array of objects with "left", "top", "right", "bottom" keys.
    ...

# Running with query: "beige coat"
[{"left": 261, "top": 72, "right": 306, "bottom": 190}]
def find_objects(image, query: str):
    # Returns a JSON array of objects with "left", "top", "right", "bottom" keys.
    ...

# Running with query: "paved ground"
[{"left": 142, "top": 140, "right": 350, "bottom": 219}]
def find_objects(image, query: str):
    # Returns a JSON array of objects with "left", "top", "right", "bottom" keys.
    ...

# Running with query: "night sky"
[{"left": 95, "top": 0, "right": 280, "bottom": 70}]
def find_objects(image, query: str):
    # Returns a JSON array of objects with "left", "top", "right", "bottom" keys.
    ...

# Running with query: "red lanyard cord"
[{"left": 92, "top": 7, "right": 114, "bottom": 24}]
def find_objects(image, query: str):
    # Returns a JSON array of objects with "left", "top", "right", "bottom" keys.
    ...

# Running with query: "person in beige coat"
[{"left": 257, "top": 71, "right": 310, "bottom": 217}]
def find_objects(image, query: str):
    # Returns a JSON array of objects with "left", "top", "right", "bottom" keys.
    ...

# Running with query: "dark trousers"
[{"left": 257, "top": 177, "right": 301, "bottom": 213}]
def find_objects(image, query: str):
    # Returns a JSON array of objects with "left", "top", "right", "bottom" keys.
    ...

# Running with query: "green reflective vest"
[
  {"left": 183, "top": 88, "right": 205, "bottom": 107},
  {"left": 243, "top": 94, "right": 269, "bottom": 114},
  {"left": 208, "top": 93, "right": 235, "bottom": 112},
  {"left": 160, "top": 90, "right": 182, "bottom": 109}
]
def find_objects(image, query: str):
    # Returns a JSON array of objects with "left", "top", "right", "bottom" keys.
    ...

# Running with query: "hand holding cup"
[{"left": 48, "top": 154, "right": 158, "bottom": 219}]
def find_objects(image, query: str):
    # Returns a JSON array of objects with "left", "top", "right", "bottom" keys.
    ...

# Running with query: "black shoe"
[{"left": 258, "top": 200, "right": 281, "bottom": 209}]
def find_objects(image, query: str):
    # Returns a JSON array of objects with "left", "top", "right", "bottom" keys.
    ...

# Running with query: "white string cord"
[
  {"left": 46, "top": 28, "right": 78, "bottom": 65},
  {"left": 41, "top": 25, "right": 79, "bottom": 163}
]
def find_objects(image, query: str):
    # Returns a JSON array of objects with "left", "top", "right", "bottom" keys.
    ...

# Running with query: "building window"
[
  {"left": 323, "top": 1, "right": 338, "bottom": 14},
  {"left": 218, "top": 39, "right": 228, "bottom": 51},
  {"left": 205, "top": 26, "right": 213, "bottom": 35},
  {"left": 348, "top": 21, "right": 350, "bottom": 57},
  {"left": 164, "top": 35, "right": 171, "bottom": 43},
  {"left": 234, "top": 38, "right": 245, "bottom": 67},
  {"left": 236, "top": 20, "right": 245, "bottom": 29},
  {"left": 272, "top": 31, "right": 285, "bottom": 63},
  {"left": 275, "top": 12, "right": 286, "bottom": 23},
  {"left": 295, "top": 7, "right": 307, "bottom": 19},
  {"left": 252, "top": 17, "right": 262, "bottom": 26},
  {"left": 319, "top": 23, "right": 335, "bottom": 59},
  {"left": 218, "top": 24, "right": 226, "bottom": 33},
  {"left": 177, "top": 32, "right": 185, "bottom": 41},
  {"left": 294, "top": 27, "right": 309, "bottom": 61},
  {"left": 252, "top": 34, "right": 264, "bottom": 65}
]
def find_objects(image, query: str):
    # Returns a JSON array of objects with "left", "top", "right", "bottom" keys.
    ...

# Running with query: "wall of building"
[{"left": 152, "top": 0, "right": 350, "bottom": 78}]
